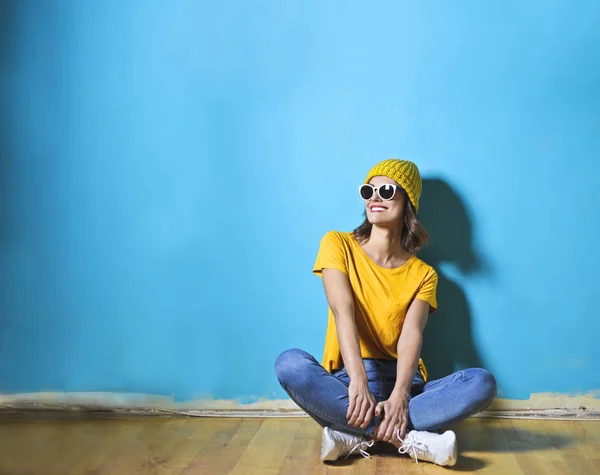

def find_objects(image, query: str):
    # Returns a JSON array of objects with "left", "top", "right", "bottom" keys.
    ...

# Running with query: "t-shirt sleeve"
[
  {"left": 312, "top": 231, "right": 348, "bottom": 277},
  {"left": 415, "top": 267, "right": 438, "bottom": 313}
]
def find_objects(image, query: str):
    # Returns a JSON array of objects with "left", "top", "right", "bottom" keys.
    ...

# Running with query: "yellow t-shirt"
[{"left": 312, "top": 230, "right": 438, "bottom": 382}]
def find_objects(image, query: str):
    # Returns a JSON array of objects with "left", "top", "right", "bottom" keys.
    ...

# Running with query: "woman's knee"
[
  {"left": 274, "top": 348, "right": 313, "bottom": 384},
  {"left": 467, "top": 368, "right": 497, "bottom": 407}
]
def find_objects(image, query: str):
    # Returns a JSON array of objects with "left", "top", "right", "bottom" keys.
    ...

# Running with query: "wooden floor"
[{"left": 1, "top": 415, "right": 599, "bottom": 474}]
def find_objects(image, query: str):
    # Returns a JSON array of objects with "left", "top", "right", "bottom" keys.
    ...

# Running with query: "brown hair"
[{"left": 352, "top": 190, "right": 429, "bottom": 254}]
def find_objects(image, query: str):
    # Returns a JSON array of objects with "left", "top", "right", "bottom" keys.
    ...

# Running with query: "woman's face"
[{"left": 363, "top": 176, "right": 405, "bottom": 227}]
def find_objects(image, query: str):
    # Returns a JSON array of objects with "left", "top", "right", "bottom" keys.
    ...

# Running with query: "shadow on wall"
[
  {"left": 418, "top": 178, "right": 487, "bottom": 380},
  {"left": 0, "top": 0, "right": 17, "bottom": 249}
]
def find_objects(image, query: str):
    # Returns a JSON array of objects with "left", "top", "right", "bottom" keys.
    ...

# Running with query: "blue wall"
[{"left": 1, "top": 1, "right": 599, "bottom": 401}]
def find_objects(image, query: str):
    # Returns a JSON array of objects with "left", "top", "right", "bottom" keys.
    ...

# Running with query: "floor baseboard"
[
  {"left": 2, "top": 392, "right": 599, "bottom": 421},
  {"left": 1, "top": 406, "right": 599, "bottom": 421}
]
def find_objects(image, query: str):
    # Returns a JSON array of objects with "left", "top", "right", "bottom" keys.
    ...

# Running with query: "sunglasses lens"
[
  {"left": 359, "top": 185, "right": 374, "bottom": 200},
  {"left": 379, "top": 184, "right": 396, "bottom": 200}
]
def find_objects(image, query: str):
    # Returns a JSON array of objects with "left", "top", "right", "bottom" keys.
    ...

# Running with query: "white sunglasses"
[{"left": 359, "top": 183, "right": 403, "bottom": 201}]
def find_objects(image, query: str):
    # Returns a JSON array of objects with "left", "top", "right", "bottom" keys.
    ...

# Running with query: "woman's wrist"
[
  {"left": 391, "top": 385, "right": 410, "bottom": 401},
  {"left": 348, "top": 367, "right": 368, "bottom": 384}
]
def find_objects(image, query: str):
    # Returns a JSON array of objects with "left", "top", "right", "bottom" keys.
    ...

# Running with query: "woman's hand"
[
  {"left": 373, "top": 392, "right": 410, "bottom": 443},
  {"left": 347, "top": 379, "right": 377, "bottom": 430}
]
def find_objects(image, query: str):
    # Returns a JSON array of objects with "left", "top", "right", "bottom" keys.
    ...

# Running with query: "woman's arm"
[
  {"left": 374, "top": 298, "right": 430, "bottom": 442},
  {"left": 322, "top": 268, "right": 376, "bottom": 429},
  {"left": 393, "top": 299, "right": 429, "bottom": 399},
  {"left": 322, "top": 268, "right": 365, "bottom": 381}
]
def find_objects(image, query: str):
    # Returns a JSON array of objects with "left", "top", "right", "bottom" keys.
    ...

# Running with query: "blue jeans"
[{"left": 274, "top": 348, "right": 496, "bottom": 437}]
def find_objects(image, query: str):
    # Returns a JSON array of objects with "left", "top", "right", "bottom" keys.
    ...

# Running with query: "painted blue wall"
[{"left": 1, "top": 1, "right": 599, "bottom": 401}]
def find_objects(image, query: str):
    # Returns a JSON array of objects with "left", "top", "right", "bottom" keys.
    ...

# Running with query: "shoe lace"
[
  {"left": 347, "top": 439, "right": 375, "bottom": 459},
  {"left": 396, "top": 429, "right": 430, "bottom": 464}
]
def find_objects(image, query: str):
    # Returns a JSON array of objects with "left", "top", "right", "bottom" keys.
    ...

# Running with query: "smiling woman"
[
  {"left": 355, "top": 161, "right": 429, "bottom": 256},
  {"left": 274, "top": 159, "right": 497, "bottom": 467}
]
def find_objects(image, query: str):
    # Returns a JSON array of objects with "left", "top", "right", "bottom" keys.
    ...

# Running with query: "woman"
[{"left": 274, "top": 159, "right": 497, "bottom": 467}]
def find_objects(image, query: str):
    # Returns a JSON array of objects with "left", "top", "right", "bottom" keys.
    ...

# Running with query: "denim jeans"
[{"left": 274, "top": 348, "right": 497, "bottom": 437}]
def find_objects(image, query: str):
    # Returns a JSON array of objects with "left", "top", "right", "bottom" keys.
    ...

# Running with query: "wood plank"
[
  {"left": 580, "top": 421, "right": 600, "bottom": 474},
  {"left": 279, "top": 419, "right": 326, "bottom": 475},
  {"left": 229, "top": 417, "right": 300, "bottom": 475},
  {"left": 295, "top": 417, "right": 323, "bottom": 440},
  {"left": 44, "top": 419, "right": 115, "bottom": 475},
  {"left": 148, "top": 417, "right": 231, "bottom": 475},
  {"left": 375, "top": 451, "right": 422, "bottom": 475},
  {"left": 67, "top": 418, "right": 147, "bottom": 475},
  {"left": 565, "top": 421, "right": 600, "bottom": 460},
  {"left": 339, "top": 456, "right": 377, "bottom": 475},
  {"left": 175, "top": 418, "right": 247, "bottom": 474},
  {"left": 455, "top": 418, "right": 507, "bottom": 474},
  {"left": 549, "top": 420, "right": 600, "bottom": 475},
  {"left": 130, "top": 417, "right": 190, "bottom": 474},
  {"left": 525, "top": 420, "right": 572, "bottom": 475},
  {"left": 501, "top": 418, "right": 550, "bottom": 475},
  {"left": 96, "top": 418, "right": 174, "bottom": 474},
  {"left": 0, "top": 419, "right": 64, "bottom": 475},
  {"left": 28, "top": 420, "right": 79, "bottom": 475}
]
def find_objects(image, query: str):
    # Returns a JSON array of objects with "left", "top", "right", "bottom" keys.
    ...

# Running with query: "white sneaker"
[
  {"left": 397, "top": 429, "right": 457, "bottom": 466},
  {"left": 320, "top": 427, "right": 375, "bottom": 462}
]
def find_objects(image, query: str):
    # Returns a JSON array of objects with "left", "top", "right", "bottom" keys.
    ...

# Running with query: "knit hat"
[{"left": 364, "top": 159, "right": 422, "bottom": 212}]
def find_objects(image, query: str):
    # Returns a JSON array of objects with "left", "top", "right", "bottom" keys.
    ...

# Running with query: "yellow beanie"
[{"left": 364, "top": 159, "right": 422, "bottom": 212}]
